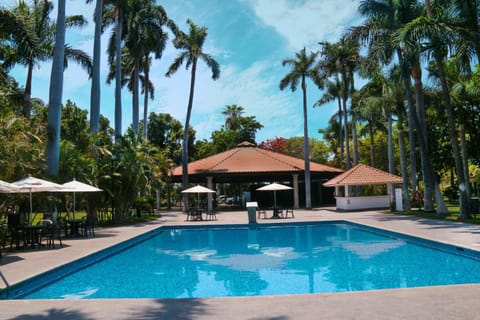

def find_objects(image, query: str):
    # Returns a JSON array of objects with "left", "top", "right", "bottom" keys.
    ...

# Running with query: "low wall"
[{"left": 335, "top": 195, "right": 390, "bottom": 211}]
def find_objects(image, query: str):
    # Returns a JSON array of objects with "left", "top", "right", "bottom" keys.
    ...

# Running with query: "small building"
[
  {"left": 323, "top": 164, "right": 403, "bottom": 211},
  {"left": 170, "top": 142, "right": 343, "bottom": 210}
]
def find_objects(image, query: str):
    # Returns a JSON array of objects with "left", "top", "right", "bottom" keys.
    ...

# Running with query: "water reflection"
[{"left": 22, "top": 223, "right": 480, "bottom": 299}]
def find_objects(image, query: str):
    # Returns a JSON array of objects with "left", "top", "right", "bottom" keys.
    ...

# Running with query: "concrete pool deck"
[{"left": 2, "top": 208, "right": 480, "bottom": 319}]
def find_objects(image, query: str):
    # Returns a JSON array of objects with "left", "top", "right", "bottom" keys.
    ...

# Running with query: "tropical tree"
[
  {"left": 0, "top": 0, "right": 91, "bottom": 117},
  {"left": 45, "top": 0, "right": 66, "bottom": 177},
  {"left": 86, "top": 0, "right": 103, "bottom": 133},
  {"left": 279, "top": 47, "right": 317, "bottom": 209},
  {"left": 123, "top": 0, "right": 169, "bottom": 135},
  {"left": 401, "top": 0, "right": 469, "bottom": 217},
  {"left": 103, "top": 0, "right": 129, "bottom": 139},
  {"left": 165, "top": 19, "right": 220, "bottom": 209},
  {"left": 222, "top": 104, "right": 245, "bottom": 131},
  {"left": 353, "top": 0, "right": 439, "bottom": 212},
  {"left": 317, "top": 37, "right": 360, "bottom": 169}
]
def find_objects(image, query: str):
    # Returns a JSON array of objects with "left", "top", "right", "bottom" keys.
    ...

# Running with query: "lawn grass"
[{"left": 391, "top": 201, "right": 480, "bottom": 225}]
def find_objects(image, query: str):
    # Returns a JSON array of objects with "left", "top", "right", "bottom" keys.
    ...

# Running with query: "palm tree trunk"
[
  {"left": 46, "top": 0, "right": 66, "bottom": 177},
  {"left": 337, "top": 95, "right": 343, "bottom": 161},
  {"left": 397, "top": 122, "right": 411, "bottom": 210},
  {"left": 459, "top": 125, "right": 471, "bottom": 199},
  {"left": 143, "top": 58, "right": 150, "bottom": 140},
  {"left": 23, "top": 63, "right": 33, "bottom": 117},
  {"left": 411, "top": 61, "right": 435, "bottom": 212},
  {"left": 301, "top": 76, "right": 311, "bottom": 209},
  {"left": 341, "top": 70, "right": 350, "bottom": 169},
  {"left": 114, "top": 6, "right": 123, "bottom": 140},
  {"left": 387, "top": 109, "right": 395, "bottom": 198},
  {"left": 397, "top": 49, "right": 418, "bottom": 195},
  {"left": 352, "top": 120, "right": 359, "bottom": 165},
  {"left": 132, "top": 58, "right": 140, "bottom": 134},
  {"left": 89, "top": 0, "right": 102, "bottom": 133},
  {"left": 182, "top": 58, "right": 198, "bottom": 211}
]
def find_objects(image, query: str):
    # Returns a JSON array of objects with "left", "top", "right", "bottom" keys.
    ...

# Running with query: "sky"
[{"left": 6, "top": 0, "right": 363, "bottom": 142}]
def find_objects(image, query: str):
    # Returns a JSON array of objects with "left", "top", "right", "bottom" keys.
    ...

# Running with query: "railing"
[{"left": 0, "top": 271, "right": 10, "bottom": 298}]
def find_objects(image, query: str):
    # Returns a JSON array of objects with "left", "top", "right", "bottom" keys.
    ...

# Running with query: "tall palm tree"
[
  {"left": 0, "top": 0, "right": 91, "bottom": 117},
  {"left": 165, "top": 19, "right": 220, "bottom": 209},
  {"left": 222, "top": 104, "right": 245, "bottom": 131},
  {"left": 402, "top": 0, "right": 468, "bottom": 217},
  {"left": 279, "top": 47, "right": 317, "bottom": 209},
  {"left": 317, "top": 37, "right": 360, "bottom": 169},
  {"left": 86, "top": 0, "right": 103, "bottom": 133},
  {"left": 46, "top": 0, "right": 66, "bottom": 177},
  {"left": 124, "top": 0, "right": 169, "bottom": 135},
  {"left": 314, "top": 77, "right": 344, "bottom": 161},
  {"left": 353, "top": 0, "right": 440, "bottom": 212},
  {"left": 103, "top": 0, "right": 129, "bottom": 140}
]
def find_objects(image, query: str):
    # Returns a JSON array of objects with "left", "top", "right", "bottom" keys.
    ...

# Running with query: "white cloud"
[{"left": 249, "top": 0, "right": 363, "bottom": 50}]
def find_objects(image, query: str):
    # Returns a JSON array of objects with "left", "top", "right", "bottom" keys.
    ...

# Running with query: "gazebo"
[
  {"left": 323, "top": 163, "right": 403, "bottom": 211},
  {"left": 170, "top": 142, "right": 343, "bottom": 211}
]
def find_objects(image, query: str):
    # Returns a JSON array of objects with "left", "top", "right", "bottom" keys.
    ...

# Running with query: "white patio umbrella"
[
  {"left": 11, "top": 176, "right": 63, "bottom": 223},
  {"left": 60, "top": 179, "right": 103, "bottom": 219},
  {"left": 0, "top": 179, "right": 19, "bottom": 193},
  {"left": 181, "top": 185, "right": 215, "bottom": 211},
  {"left": 256, "top": 183, "right": 293, "bottom": 215}
]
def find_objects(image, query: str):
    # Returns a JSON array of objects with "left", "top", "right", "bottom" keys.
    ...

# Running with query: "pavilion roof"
[
  {"left": 171, "top": 142, "right": 342, "bottom": 182},
  {"left": 322, "top": 163, "right": 402, "bottom": 187}
]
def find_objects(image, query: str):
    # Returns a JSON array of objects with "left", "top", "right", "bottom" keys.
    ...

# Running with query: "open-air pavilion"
[
  {"left": 323, "top": 163, "right": 403, "bottom": 211},
  {"left": 170, "top": 141, "right": 343, "bottom": 212}
]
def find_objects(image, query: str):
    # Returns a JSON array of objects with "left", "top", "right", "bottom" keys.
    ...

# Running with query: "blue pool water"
[{"left": 9, "top": 222, "right": 480, "bottom": 299}]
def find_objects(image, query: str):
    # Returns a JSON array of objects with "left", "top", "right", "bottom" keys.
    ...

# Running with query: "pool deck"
[{"left": 2, "top": 208, "right": 480, "bottom": 319}]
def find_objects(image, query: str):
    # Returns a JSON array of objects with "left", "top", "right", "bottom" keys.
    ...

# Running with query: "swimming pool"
[{"left": 5, "top": 221, "right": 480, "bottom": 299}]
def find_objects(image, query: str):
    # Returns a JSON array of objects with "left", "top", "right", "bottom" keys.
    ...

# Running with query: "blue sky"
[{"left": 6, "top": 0, "right": 363, "bottom": 142}]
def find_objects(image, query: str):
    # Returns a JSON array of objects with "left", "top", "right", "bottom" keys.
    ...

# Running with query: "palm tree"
[
  {"left": 353, "top": 0, "right": 440, "bottom": 212},
  {"left": 165, "top": 19, "right": 220, "bottom": 209},
  {"left": 317, "top": 37, "right": 360, "bottom": 169},
  {"left": 103, "top": 0, "right": 129, "bottom": 140},
  {"left": 279, "top": 47, "right": 317, "bottom": 209},
  {"left": 46, "top": 0, "right": 66, "bottom": 176},
  {"left": 124, "top": 0, "right": 169, "bottom": 136},
  {"left": 314, "top": 78, "right": 344, "bottom": 161},
  {"left": 0, "top": 0, "right": 91, "bottom": 117},
  {"left": 401, "top": 0, "right": 468, "bottom": 217},
  {"left": 86, "top": 0, "right": 103, "bottom": 133},
  {"left": 222, "top": 104, "right": 245, "bottom": 131}
]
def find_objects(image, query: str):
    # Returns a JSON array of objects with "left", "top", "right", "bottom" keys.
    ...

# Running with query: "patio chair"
[
  {"left": 257, "top": 208, "right": 267, "bottom": 219},
  {"left": 40, "top": 221, "right": 63, "bottom": 248},
  {"left": 283, "top": 208, "right": 294, "bottom": 218},
  {"left": 205, "top": 210, "right": 217, "bottom": 221},
  {"left": 81, "top": 216, "right": 96, "bottom": 238}
]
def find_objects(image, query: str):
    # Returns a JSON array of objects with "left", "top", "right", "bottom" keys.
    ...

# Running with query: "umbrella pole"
[
  {"left": 274, "top": 191, "right": 277, "bottom": 216},
  {"left": 73, "top": 191, "right": 76, "bottom": 220},
  {"left": 29, "top": 190, "right": 32, "bottom": 225}
]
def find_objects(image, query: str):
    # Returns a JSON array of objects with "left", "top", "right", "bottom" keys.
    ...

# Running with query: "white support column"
[
  {"left": 345, "top": 185, "right": 351, "bottom": 197},
  {"left": 293, "top": 174, "right": 299, "bottom": 208},
  {"left": 207, "top": 176, "right": 213, "bottom": 213}
]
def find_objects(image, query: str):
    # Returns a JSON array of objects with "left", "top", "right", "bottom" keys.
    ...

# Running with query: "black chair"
[
  {"left": 470, "top": 198, "right": 479, "bottom": 219},
  {"left": 39, "top": 220, "right": 63, "bottom": 248},
  {"left": 81, "top": 216, "right": 96, "bottom": 238},
  {"left": 205, "top": 210, "right": 217, "bottom": 221},
  {"left": 257, "top": 209, "right": 267, "bottom": 219},
  {"left": 283, "top": 208, "right": 294, "bottom": 218}
]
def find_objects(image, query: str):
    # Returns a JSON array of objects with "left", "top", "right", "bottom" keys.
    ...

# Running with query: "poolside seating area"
[
  {"left": 0, "top": 213, "right": 96, "bottom": 253},
  {"left": 257, "top": 208, "right": 294, "bottom": 219},
  {"left": 186, "top": 208, "right": 217, "bottom": 221}
]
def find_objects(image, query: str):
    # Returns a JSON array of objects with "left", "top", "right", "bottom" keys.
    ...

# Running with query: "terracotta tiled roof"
[
  {"left": 171, "top": 142, "right": 343, "bottom": 177},
  {"left": 323, "top": 163, "right": 402, "bottom": 187}
]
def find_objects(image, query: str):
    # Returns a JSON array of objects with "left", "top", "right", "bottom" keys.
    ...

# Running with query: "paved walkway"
[{"left": 2, "top": 208, "right": 480, "bottom": 319}]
